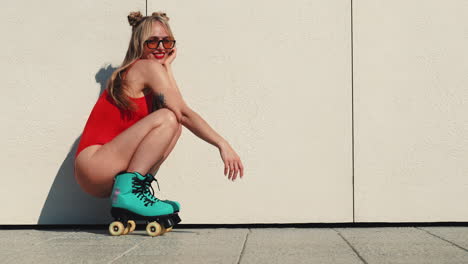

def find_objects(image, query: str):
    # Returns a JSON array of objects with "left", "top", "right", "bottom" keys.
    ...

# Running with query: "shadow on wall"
[{"left": 38, "top": 64, "right": 118, "bottom": 225}]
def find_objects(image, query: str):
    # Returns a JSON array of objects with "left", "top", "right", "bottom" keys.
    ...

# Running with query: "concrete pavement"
[{"left": 1, "top": 226, "right": 467, "bottom": 263}]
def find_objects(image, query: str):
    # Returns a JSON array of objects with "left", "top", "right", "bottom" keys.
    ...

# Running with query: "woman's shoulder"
[{"left": 132, "top": 59, "right": 165, "bottom": 75}]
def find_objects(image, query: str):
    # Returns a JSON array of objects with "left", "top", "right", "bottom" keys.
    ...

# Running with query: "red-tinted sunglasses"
[{"left": 145, "top": 37, "right": 176, "bottom": 49}]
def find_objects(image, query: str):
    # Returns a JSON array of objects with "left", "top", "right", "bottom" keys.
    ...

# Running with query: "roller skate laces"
[
  {"left": 131, "top": 174, "right": 158, "bottom": 207},
  {"left": 143, "top": 174, "right": 161, "bottom": 202}
]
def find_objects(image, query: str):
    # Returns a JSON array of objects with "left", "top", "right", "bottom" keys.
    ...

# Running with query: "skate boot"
[
  {"left": 108, "top": 171, "right": 180, "bottom": 237},
  {"left": 144, "top": 173, "right": 181, "bottom": 212},
  {"left": 144, "top": 173, "right": 181, "bottom": 233}
]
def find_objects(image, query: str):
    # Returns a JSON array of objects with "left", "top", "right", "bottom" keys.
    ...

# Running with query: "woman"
[{"left": 74, "top": 11, "right": 244, "bottom": 199}]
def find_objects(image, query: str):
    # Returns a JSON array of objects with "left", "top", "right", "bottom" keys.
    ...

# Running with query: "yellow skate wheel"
[
  {"left": 146, "top": 221, "right": 162, "bottom": 237},
  {"left": 122, "top": 224, "right": 131, "bottom": 235},
  {"left": 159, "top": 226, "right": 167, "bottom": 235},
  {"left": 109, "top": 221, "right": 125, "bottom": 236},
  {"left": 166, "top": 226, "right": 173, "bottom": 233},
  {"left": 127, "top": 220, "right": 136, "bottom": 232}
]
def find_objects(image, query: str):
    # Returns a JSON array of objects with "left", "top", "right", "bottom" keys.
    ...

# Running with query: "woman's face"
[{"left": 141, "top": 21, "right": 174, "bottom": 63}]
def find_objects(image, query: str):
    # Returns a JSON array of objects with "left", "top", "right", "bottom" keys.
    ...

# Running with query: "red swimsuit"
[{"left": 75, "top": 60, "right": 153, "bottom": 160}]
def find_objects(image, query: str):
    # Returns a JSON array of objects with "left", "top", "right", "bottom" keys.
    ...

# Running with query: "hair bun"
[
  {"left": 128, "top": 11, "right": 144, "bottom": 27},
  {"left": 152, "top": 11, "right": 169, "bottom": 21}
]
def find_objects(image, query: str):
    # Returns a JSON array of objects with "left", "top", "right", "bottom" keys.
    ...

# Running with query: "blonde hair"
[{"left": 106, "top": 11, "right": 175, "bottom": 113}]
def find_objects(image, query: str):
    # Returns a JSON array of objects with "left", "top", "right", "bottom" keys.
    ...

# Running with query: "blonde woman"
[{"left": 74, "top": 10, "right": 244, "bottom": 211}]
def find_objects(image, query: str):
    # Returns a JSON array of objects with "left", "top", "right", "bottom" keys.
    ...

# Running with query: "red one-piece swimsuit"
[{"left": 75, "top": 59, "right": 154, "bottom": 160}]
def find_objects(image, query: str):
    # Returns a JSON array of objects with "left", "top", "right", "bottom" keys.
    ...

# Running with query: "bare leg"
[
  {"left": 127, "top": 118, "right": 179, "bottom": 175},
  {"left": 148, "top": 123, "right": 183, "bottom": 176},
  {"left": 75, "top": 109, "right": 181, "bottom": 198}
]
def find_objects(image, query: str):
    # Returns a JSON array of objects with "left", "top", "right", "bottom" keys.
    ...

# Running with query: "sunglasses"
[{"left": 145, "top": 37, "right": 176, "bottom": 49}]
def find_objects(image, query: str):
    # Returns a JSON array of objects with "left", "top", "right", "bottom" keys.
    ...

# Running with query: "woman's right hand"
[{"left": 163, "top": 47, "right": 177, "bottom": 67}]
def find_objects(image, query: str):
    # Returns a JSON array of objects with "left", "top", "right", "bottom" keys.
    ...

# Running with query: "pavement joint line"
[
  {"left": 108, "top": 239, "right": 144, "bottom": 264},
  {"left": 415, "top": 227, "right": 468, "bottom": 253},
  {"left": 236, "top": 228, "right": 251, "bottom": 264},
  {"left": 332, "top": 228, "right": 368, "bottom": 264}
]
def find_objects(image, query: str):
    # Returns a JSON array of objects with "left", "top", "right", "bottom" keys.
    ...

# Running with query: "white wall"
[
  {"left": 354, "top": 0, "right": 468, "bottom": 222},
  {"left": 0, "top": 0, "right": 465, "bottom": 224},
  {"left": 0, "top": 0, "right": 147, "bottom": 224},
  {"left": 145, "top": 0, "right": 352, "bottom": 224}
]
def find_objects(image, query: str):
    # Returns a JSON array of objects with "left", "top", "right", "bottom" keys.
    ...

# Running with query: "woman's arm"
[
  {"left": 143, "top": 61, "right": 186, "bottom": 122},
  {"left": 182, "top": 106, "right": 244, "bottom": 180},
  {"left": 163, "top": 53, "right": 244, "bottom": 180},
  {"left": 182, "top": 107, "right": 227, "bottom": 148},
  {"left": 164, "top": 64, "right": 226, "bottom": 148}
]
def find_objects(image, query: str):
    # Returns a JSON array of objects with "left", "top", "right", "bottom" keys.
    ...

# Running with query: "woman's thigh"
[{"left": 74, "top": 108, "right": 178, "bottom": 198}]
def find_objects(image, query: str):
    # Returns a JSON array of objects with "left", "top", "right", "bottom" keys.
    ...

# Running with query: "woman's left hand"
[
  {"left": 218, "top": 141, "right": 244, "bottom": 181},
  {"left": 163, "top": 47, "right": 177, "bottom": 67}
]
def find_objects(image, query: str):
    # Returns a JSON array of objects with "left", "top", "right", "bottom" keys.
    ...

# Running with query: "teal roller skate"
[
  {"left": 108, "top": 171, "right": 180, "bottom": 237},
  {"left": 144, "top": 173, "right": 181, "bottom": 212},
  {"left": 144, "top": 172, "right": 181, "bottom": 233}
]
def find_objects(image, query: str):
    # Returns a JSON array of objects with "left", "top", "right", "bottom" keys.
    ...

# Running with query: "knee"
[
  {"left": 160, "top": 109, "right": 179, "bottom": 130},
  {"left": 176, "top": 122, "right": 182, "bottom": 136}
]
